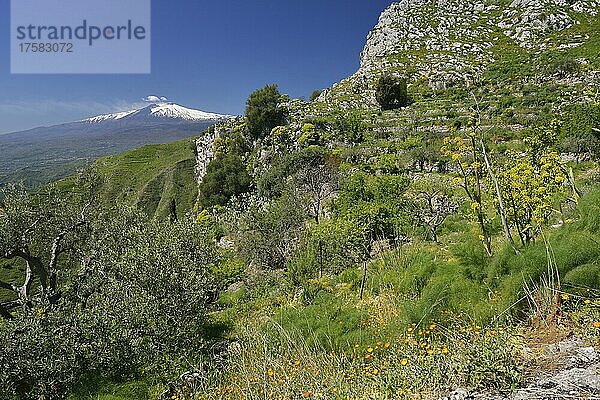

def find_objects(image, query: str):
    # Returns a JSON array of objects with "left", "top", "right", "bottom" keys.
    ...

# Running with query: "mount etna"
[{"left": 0, "top": 102, "right": 231, "bottom": 188}]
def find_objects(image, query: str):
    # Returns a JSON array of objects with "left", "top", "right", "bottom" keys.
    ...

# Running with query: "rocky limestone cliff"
[
  {"left": 195, "top": 0, "right": 600, "bottom": 187},
  {"left": 317, "top": 0, "right": 600, "bottom": 108},
  {"left": 195, "top": 117, "right": 243, "bottom": 185}
]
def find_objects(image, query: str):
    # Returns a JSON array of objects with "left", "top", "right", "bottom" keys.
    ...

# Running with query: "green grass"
[
  {"left": 218, "top": 189, "right": 600, "bottom": 355},
  {"left": 92, "top": 137, "right": 199, "bottom": 220},
  {"left": 68, "top": 379, "right": 155, "bottom": 400}
]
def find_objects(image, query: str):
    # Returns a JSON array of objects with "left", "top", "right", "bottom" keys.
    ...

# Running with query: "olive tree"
[
  {"left": 0, "top": 178, "right": 95, "bottom": 320},
  {"left": 408, "top": 176, "right": 459, "bottom": 243},
  {"left": 0, "top": 182, "right": 220, "bottom": 399}
]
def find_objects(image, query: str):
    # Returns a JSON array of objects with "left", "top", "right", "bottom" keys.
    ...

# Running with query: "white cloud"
[{"left": 143, "top": 95, "right": 168, "bottom": 103}]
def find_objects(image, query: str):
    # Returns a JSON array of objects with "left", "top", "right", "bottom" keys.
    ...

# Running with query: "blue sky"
[{"left": 0, "top": 0, "right": 392, "bottom": 133}]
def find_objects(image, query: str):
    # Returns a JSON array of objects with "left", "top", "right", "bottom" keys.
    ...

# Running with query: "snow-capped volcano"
[
  {"left": 82, "top": 103, "right": 232, "bottom": 124},
  {"left": 0, "top": 102, "right": 233, "bottom": 188}
]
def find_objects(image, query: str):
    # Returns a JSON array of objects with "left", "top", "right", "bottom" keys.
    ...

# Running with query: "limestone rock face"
[
  {"left": 317, "top": 0, "right": 600, "bottom": 108},
  {"left": 359, "top": 0, "right": 493, "bottom": 80},
  {"left": 195, "top": 129, "right": 219, "bottom": 185},
  {"left": 195, "top": 117, "right": 243, "bottom": 185},
  {"left": 498, "top": 0, "right": 600, "bottom": 48}
]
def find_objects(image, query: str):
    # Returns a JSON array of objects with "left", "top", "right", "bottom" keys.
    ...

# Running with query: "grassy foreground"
[{"left": 68, "top": 189, "right": 600, "bottom": 400}]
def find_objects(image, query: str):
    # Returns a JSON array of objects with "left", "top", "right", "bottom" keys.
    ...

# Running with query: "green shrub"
[
  {"left": 559, "top": 104, "right": 600, "bottom": 158},
  {"left": 0, "top": 209, "right": 219, "bottom": 400},
  {"left": 287, "top": 219, "right": 363, "bottom": 284},
  {"left": 245, "top": 84, "right": 286, "bottom": 140},
  {"left": 270, "top": 290, "right": 370, "bottom": 351},
  {"left": 198, "top": 153, "right": 251, "bottom": 208},
  {"left": 453, "top": 235, "right": 490, "bottom": 282},
  {"left": 576, "top": 187, "right": 600, "bottom": 233},
  {"left": 232, "top": 191, "right": 308, "bottom": 270},
  {"left": 256, "top": 146, "right": 327, "bottom": 199},
  {"left": 309, "top": 89, "right": 322, "bottom": 102},
  {"left": 375, "top": 74, "right": 409, "bottom": 110},
  {"left": 298, "top": 123, "right": 321, "bottom": 146},
  {"left": 564, "top": 262, "right": 600, "bottom": 288},
  {"left": 333, "top": 172, "right": 412, "bottom": 247},
  {"left": 68, "top": 379, "right": 152, "bottom": 400},
  {"left": 334, "top": 112, "right": 368, "bottom": 143},
  {"left": 548, "top": 59, "right": 580, "bottom": 78}
]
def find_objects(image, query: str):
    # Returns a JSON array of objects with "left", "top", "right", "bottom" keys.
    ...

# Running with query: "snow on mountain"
[
  {"left": 83, "top": 110, "right": 136, "bottom": 123},
  {"left": 0, "top": 102, "right": 233, "bottom": 188},
  {"left": 140, "top": 103, "right": 231, "bottom": 121},
  {"left": 81, "top": 102, "right": 232, "bottom": 124}
]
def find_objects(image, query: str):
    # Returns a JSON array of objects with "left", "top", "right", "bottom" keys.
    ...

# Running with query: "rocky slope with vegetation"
[{"left": 1, "top": 1, "right": 600, "bottom": 399}]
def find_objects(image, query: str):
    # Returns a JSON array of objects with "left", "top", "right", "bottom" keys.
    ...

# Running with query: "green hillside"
[
  {"left": 92, "top": 137, "right": 199, "bottom": 220},
  {"left": 0, "top": 137, "right": 199, "bottom": 304}
]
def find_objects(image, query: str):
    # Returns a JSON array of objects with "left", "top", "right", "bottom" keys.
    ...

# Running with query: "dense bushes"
[
  {"left": 0, "top": 182, "right": 221, "bottom": 399},
  {"left": 287, "top": 218, "right": 361, "bottom": 283},
  {"left": 230, "top": 191, "right": 308, "bottom": 270},
  {"left": 559, "top": 103, "right": 600, "bottom": 159},
  {"left": 256, "top": 146, "right": 329, "bottom": 199},
  {"left": 375, "top": 74, "right": 409, "bottom": 110},
  {"left": 333, "top": 172, "right": 412, "bottom": 245},
  {"left": 548, "top": 58, "right": 580, "bottom": 79},
  {"left": 197, "top": 85, "right": 291, "bottom": 210},
  {"left": 197, "top": 152, "right": 252, "bottom": 209}
]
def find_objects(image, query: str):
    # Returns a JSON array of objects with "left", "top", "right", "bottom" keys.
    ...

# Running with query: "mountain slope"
[
  {"left": 81, "top": 103, "right": 231, "bottom": 125},
  {"left": 0, "top": 103, "right": 231, "bottom": 190},
  {"left": 316, "top": 0, "right": 600, "bottom": 109},
  {"left": 91, "top": 137, "right": 199, "bottom": 220}
]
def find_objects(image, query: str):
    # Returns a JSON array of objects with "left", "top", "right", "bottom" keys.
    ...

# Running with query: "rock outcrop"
[
  {"left": 317, "top": 0, "right": 600, "bottom": 108},
  {"left": 439, "top": 336, "right": 600, "bottom": 400},
  {"left": 194, "top": 116, "right": 243, "bottom": 185}
]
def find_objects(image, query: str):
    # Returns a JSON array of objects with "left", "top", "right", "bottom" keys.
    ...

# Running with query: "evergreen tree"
[{"left": 198, "top": 153, "right": 251, "bottom": 209}]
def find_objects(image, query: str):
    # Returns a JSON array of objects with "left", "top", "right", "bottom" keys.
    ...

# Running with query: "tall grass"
[{"left": 186, "top": 319, "right": 521, "bottom": 400}]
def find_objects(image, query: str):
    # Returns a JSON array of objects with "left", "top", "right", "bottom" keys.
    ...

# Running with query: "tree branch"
[
  {"left": 21, "top": 217, "right": 42, "bottom": 244},
  {"left": 22, "top": 260, "right": 34, "bottom": 300},
  {"left": 479, "top": 136, "right": 519, "bottom": 255},
  {"left": 48, "top": 220, "right": 87, "bottom": 293}
]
